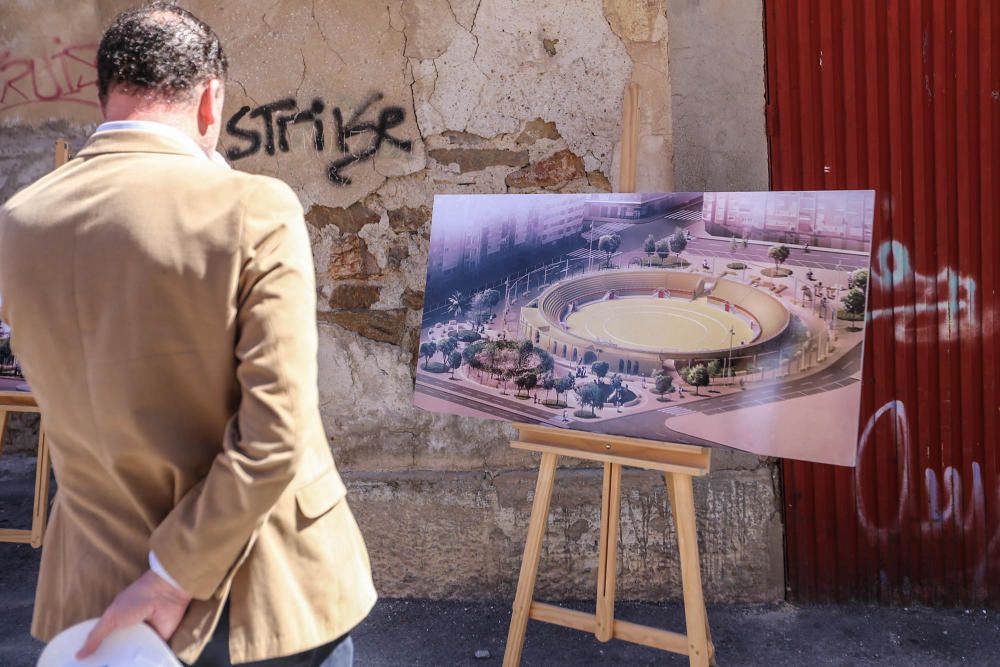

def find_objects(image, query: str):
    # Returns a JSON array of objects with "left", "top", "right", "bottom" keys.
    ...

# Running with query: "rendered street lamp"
[
  {"left": 727, "top": 326, "right": 736, "bottom": 385},
  {"left": 586, "top": 221, "right": 596, "bottom": 273}
]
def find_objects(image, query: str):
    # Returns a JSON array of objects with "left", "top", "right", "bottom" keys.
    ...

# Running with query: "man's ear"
[{"left": 196, "top": 79, "right": 225, "bottom": 135}]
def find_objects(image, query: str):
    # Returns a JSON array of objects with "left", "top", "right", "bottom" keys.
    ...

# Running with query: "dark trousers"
[{"left": 188, "top": 603, "right": 353, "bottom": 667}]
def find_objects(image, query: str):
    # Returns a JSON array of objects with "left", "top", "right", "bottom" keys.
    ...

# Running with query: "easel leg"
[
  {"left": 595, "top": 462, "right": 622, "bottom": 642},
  {"left": 31, "top": 425, "right": 51, "bottom": 548},
  {"left": 503, "top": 452, "right": 558, "bottom": 667},
  {"left": 0, "top": 409, "right": 9, "bottom": 458},
  {"left": 667, "top": 473, "right": 712, "bottom": 667}
]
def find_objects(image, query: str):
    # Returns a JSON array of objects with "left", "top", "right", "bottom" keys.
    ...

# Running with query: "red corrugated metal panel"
[{"left": 765, "top": 0, "right": 999, "bottom": 604}]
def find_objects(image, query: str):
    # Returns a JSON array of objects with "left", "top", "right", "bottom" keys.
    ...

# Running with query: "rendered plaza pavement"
[{"left": 415, "top": 204, "right": 868, "bottom": 465}]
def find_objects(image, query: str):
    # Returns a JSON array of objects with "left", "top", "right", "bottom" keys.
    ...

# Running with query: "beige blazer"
[{"left": 0, "top": 130, "right": 376, "bottom": 664}]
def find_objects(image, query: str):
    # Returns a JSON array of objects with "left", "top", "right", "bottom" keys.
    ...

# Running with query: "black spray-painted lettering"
[
  {"left": 328, "top": 93, "right": 411, "bottom": 185},
  {"left": 224, "top": 92, "right": 412, "bottom": 186},
  {"left": 277, "top": 98, "right": 325, "bottom": 153},
  {"left": 224, "top": 105, "right": 259, "bottom": 160}
]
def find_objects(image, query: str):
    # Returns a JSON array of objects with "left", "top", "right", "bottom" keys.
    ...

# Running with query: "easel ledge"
[{"left": 511, "top": 423, "right": 710, "bottom": 477}]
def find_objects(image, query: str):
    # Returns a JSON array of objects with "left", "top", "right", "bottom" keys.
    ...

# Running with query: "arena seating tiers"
[{"left": 537, "top": 270, "right": 790, "bottom": 355}]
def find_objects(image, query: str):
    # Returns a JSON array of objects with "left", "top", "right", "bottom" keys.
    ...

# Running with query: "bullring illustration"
[{"left": 413, "top": 192, "right": 875, "bottom": 466}]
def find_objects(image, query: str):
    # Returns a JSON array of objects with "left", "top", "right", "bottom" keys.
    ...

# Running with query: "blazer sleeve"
[{"left": 148, "top": 177, "right": 317, "bottom": 600}]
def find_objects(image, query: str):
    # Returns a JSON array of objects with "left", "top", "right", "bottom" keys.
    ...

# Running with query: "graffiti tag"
[
  {"left": 869, "top": 240, "right": 980, "bottom": 343},
  {"left": 224, "top": 92, "right": 413, "bottom": 186},
  {"left": 856, "top": 399, "right": 997, "bottom": 590},
  {"left": 0, "top": 39, "right": 99, "bottom": 111}
]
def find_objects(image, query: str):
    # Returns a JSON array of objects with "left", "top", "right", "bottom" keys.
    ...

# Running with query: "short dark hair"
[{"left": 97, "top": 2, "right": 228, "bottom": 105}]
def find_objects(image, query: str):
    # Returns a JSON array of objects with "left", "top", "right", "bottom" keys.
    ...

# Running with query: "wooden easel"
[
  {"left": 0, "top": 138, "right": 68, "bottom": 548},
  {"left": 502, "top": 85, "right": 716, "bottom": 667},
  {"left": 0, "top": 391, "right": 50, "bottom": 547}
]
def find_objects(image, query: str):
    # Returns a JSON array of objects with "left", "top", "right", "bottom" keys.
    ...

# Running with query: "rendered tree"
[
  {"left": 644, "top": 233, "right": 656, "bottom": 257},
  {"left": 670, "top": 229, "right": 688, "bottom": 255},
  {"left": 481, "top": 342, "right": 499, "bottom": 379},
  {"left": 706, "top": 359, "right": 722, "bottom": 378},
  {"left": 446, "top": 290, "right": 470, "bottom": 321},
  {"left": 447, "top": 350, "right": 463, "bottom": 378},
  {"left": 437, "top": 337, "right": 457, "bottom": 363},
  {"left": 542, "top": 374, "right": 556, "bottom": 401},
  {"left": 514, "top": 371, "right": 538, "bottom": 398},
  {"left": 575, "top": 381, "right": 605, "bottom": 416},
  {"left": 470, "top": 292, "right": 486, "bottom": 331},
  {"left": 768, "top": 244, "right": 790, "bottom": 271},
  {"left": 533, "top": 346, "right": 555, "bottom": 374},
  {"left": 685, "top": 364, "right": 710, "bottom": 395},
  {"left": 419, "top": 341, "right": 437, "bottom": 369},
  {"left": 591, "top": 360, "right": 610, "bottom": 383},
  {"left": 517, "top": 339, "right": 535, "bottom": 371},
  {"left": 553, "top": 376, "right": 570, "bottom": 404},
  {"left": 471, "top": 288, "right": 501, "bottom": 331},
  {"left": 842, "top": 287, "right": 867, "bottom": 318},
  {"left": 851, "top": 268, "right": 869, "bottom": 293},
  {"left": 462, "top": 340, "right": 485, "bottom": 368},
  {"left": 654, "top": 372, "right": 673, "bottom": 399},
  {"left": 597, "top": 233, "right": 622, "bottom": 268},
  {"left": 655, "top": 237, "right": 672, "bottom": 261}
]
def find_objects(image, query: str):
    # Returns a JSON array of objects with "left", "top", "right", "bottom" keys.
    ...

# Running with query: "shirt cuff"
[{"left": 149, "top": 550, "right": 185, "bottom": 592}]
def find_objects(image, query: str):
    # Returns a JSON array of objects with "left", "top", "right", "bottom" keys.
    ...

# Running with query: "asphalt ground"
[{"left": 4, "top": 457, "right": 996, "bottom": 666}]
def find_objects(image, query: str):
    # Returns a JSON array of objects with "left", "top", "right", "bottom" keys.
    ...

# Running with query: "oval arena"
[{"left": 519, "top": 270, "right": 791, "bottom": 375}]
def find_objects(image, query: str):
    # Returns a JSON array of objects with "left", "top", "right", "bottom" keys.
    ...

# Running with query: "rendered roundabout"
[{"left": 519, "top": 269, "right": 791, "bottom": 375}]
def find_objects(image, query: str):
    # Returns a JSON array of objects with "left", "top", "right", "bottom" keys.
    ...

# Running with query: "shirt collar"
[{"left": 94, "top": 120, "right": 208, "bottom": 161}]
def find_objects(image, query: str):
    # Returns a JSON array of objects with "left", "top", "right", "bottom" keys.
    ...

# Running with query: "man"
[{"left": 0, "top": 4, "right": 376, "bottom": 665}]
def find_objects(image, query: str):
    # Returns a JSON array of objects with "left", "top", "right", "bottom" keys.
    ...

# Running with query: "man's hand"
[{"left": 76, "top": 569, "right": 192, "bottom": 659}]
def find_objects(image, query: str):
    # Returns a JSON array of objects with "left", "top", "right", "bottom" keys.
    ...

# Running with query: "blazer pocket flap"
[{"left": 295, "top": 468, "right": 347, "bottom": 519}]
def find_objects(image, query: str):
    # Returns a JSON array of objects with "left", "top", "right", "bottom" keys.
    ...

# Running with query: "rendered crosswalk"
[
  {"left": 666, "top": 209, "right": 702, "bottom": 222},
  {"left": 566, "top": 248, "right": 606, "bottom": 260},
  {"left": 581, "top": 221, "right": 633, "bottom": 241},
  {"left": 657, "top": 405, "right": 697, "bottom": 416}
]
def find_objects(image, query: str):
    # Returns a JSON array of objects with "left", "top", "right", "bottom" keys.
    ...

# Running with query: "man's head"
[{"left": 98, "top": 3, "right": 228, "bottom": 155}]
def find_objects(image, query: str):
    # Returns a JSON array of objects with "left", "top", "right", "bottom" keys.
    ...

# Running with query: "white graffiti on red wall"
[
  {"left": 0, "top": 39, "right": 99, "bottom": 111},
  {"left": 869, "top": 240, "right": 980, "bottom": 343},
  {"left": 856, "top": 237, "right": 994, "bottom": 589},
  {"left": 855, "top": 399, "right": 997, "bottom": 589}
]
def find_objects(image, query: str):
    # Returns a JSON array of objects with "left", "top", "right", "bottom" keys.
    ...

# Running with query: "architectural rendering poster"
[
  {"left": 412, "top": 192, "right": 876, "bottom": 467},
  {"left": 0, "top": 303, "right": 27, "bottom": 392}
]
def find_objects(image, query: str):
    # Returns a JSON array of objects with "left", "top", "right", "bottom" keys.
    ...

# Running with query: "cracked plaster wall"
[
  {"left": 666, "top": 0, "right": 769, "bottom": 191},
  {"left": 0, "top": 0, "right": 781, "bottom": 601}
]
